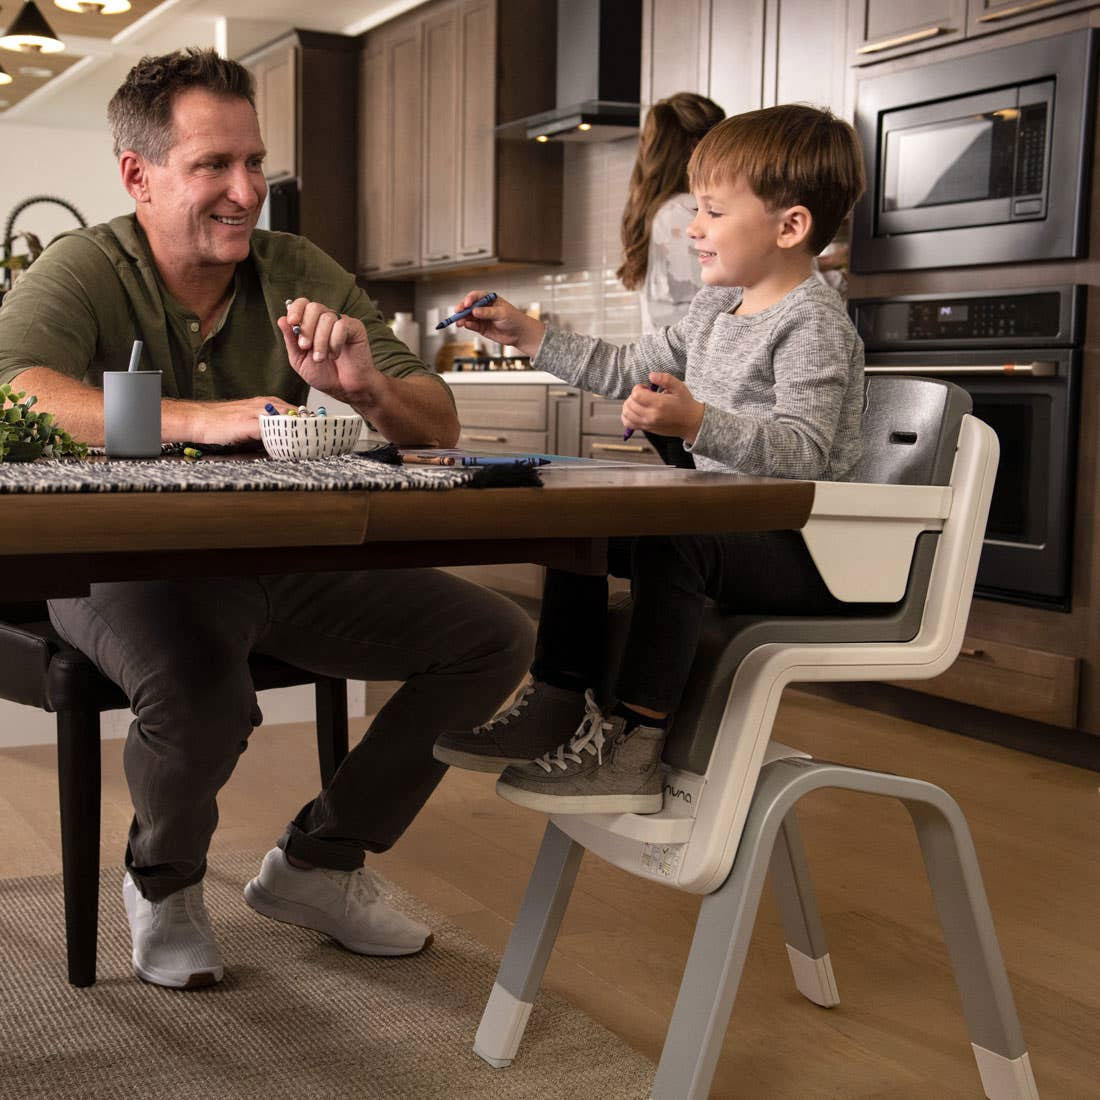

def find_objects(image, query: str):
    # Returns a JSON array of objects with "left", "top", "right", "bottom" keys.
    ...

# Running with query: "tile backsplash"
[{"left": 415, "top": 140, "right": 641, "bottom": 364}]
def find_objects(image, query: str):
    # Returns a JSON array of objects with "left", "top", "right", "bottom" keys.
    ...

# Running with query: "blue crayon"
[
  {"left": 436, "top": 292, "right": 497, "bottom": 330},
  {"left": 263, "top": 402, "right": 278, "bottom": 415}
]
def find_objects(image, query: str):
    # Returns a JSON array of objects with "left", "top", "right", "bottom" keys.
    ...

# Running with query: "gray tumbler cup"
[{"left": 103, "top": 371, "right": 162, "bottom": 458}]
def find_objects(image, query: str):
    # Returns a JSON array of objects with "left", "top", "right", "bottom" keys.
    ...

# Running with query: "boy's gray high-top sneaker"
[
  {"left": 495, "top": 692, "right": 665, "bottom": 814},
  {"left": 433, "top": 680, "right": 587, "bottom": 772}
]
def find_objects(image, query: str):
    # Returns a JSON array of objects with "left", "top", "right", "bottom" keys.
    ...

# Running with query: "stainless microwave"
[{"left": 851, "top": 30, "right": 1097, "bottom": 273}]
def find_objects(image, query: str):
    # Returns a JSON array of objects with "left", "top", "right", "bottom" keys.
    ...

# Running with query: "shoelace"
[
  {"left": 475, "top": 681, "right": 537, "bottom": 733},
  {"left": 151, "top": 883, "right": 213, "bottom": 934},
  {"left": 320, "top": 865, "right": 382, "bottom": 912},
  {"left": 533, "top": 689, "right": 613, "bottom": 773}
]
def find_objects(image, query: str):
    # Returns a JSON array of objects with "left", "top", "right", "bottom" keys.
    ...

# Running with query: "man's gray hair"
[{"left": 107, "top": 47, "right": 256, "bottom": 163}]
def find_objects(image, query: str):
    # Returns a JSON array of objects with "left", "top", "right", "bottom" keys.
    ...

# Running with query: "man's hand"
[
  {"left": 449, "top": 291, "right": 545, "bottom": 357},
  {"left": 280, "top": 298, "right": 388, "bottom": 411},
  {"left": 166, "top": 395, "right": 290, "bottom": 447},
  {"left": 621, "top": 372, "right": 705, "bottom": 444}
]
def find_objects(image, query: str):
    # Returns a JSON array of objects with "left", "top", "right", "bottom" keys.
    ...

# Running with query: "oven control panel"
[{"left": 851, "top": 285, "right": 1081, "bottom": 350}]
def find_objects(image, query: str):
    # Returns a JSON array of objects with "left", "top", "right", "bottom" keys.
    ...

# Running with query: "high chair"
[{"left": 473, "top": 376, "right": 1039, "bottom": 1100}]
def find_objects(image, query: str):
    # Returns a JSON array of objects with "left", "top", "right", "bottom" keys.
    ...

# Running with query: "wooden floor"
[{"left": 1, "top": 689, "right": 1097, "bottom": 1099}]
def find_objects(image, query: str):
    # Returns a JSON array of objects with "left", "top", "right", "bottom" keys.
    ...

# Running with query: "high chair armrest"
[{"left": 801, "top": 482, "right": 953, "bottom": 602}]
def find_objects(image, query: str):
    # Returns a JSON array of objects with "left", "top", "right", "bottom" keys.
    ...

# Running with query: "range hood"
[{"left": 504, "top": 0, "right": 641, "bottom": 143}]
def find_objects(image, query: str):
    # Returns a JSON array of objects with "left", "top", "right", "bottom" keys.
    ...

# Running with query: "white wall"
[{"left": 0, "top": 121, "right": 123, "bottom": 250}]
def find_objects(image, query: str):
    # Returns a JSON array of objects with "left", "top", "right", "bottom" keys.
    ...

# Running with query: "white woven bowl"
[{"left": 259, "top": 414, "right": 363, "bottom": 460}]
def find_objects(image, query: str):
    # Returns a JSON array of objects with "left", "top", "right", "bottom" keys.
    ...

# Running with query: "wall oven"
[
  {"left": 851, "top": 29, "right": 1097, "bottom": 272},
  {"left": 850, "top": 285, "right": 1084, "bottom": 610}
]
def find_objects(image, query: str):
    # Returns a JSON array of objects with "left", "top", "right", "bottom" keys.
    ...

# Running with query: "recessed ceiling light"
[
  {"left": 53, "top": 1, "right": 132, "bottom": 13},
  {"left": 18, "top": 64, "right": 53, "bottom": 77}
]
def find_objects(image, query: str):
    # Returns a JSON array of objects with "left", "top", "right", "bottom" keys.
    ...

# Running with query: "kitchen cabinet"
[
  {"left": 849, "top": 0, "right": 1098, "bottom": 65},
  {"left": 848, "top": 0, "right": 967, "bottom": 65},
  {"left": 642, "top": 0, "right": 847, "bottom": 119},
  {"left": 242, "top": 31, "right": 359, "bottom": 272},
  {"left": 581, "top": 393, "right": 662, "bottom": 464},
  {"left": 966, "top": 0, "right": 1099, "bottom": 36},
  {"left": 358, "top": 0, "right": 561, "bottom": 280}
]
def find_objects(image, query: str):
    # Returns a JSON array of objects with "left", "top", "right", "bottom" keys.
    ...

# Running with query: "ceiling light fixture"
[
  {"left": 53, "top": 1, "right": 131, "bottom": 13},
  {"left": 0, "top": 2, "right": 65, "bottom": 53}
]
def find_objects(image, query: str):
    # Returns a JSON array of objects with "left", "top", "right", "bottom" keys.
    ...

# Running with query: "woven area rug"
[{"left": 0, "top": 854, "right": 654, "bottom": 1099}]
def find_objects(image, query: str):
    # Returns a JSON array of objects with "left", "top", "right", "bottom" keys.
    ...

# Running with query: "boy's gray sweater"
[{"left": 533, "top": 275, "right": 863, "bottom": 481}]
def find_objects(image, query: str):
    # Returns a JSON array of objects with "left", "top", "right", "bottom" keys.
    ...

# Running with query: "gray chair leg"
[
  {"left": 474, "top": 821, "right": 584, "bottom": 1068},
  {"left": 652, "top": 758, "right": 1038, "bottom": 1100},
  {"left": 769, "top": 809, "right": 839, "bottom": 1007},
  {"left": 903, "top": 798, "right": 1039, "bottom": 1100}
]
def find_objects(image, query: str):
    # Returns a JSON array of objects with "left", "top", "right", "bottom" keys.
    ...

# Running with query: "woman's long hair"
[{"left": 617, "top": 92, "right": 725, "bottom": 290}]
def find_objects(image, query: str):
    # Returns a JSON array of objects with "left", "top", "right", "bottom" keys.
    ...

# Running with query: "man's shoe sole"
[
  {"left": 432, "top": 742, "right": 532, "bottom": 772},
  {"left": 132, "top": 958, "right": 223, "bottom": 989},
  {"left": 495, "top": 780, "right": 664, "bottom": 815},
  {"left": 243, "top": 879, "right": 432, "bottom": 957}
]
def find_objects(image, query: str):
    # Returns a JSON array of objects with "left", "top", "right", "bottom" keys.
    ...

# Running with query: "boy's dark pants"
[{"left": 533, "top": 531, "right": 854, "bottom": 714}]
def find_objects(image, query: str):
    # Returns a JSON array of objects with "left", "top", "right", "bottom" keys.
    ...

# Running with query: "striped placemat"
[{"left": 0, "top": 453, "right": 475, "bottom": 493}]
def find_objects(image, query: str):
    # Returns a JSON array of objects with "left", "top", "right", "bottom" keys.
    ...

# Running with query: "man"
[{"left": 0, "top": 49, "right": 533, "bottom": 989}]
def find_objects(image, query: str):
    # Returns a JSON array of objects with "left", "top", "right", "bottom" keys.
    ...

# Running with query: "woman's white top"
[{"left": 639, "top": 193, "right": 701, "bottom": 335}]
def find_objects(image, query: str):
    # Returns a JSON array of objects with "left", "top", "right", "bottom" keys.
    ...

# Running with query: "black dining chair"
[{"left": 0, "top": 600, "right": 349, "bottom": 987}]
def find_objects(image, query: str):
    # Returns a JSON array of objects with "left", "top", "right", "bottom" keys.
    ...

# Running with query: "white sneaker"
[
  {"left": 122, "top": 873, "right": 224, "bottom": 988},
  {"left": 243, "top": 847, "right": 433, "bottom": 956}
]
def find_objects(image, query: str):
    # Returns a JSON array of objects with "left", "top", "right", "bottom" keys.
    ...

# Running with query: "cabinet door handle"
[
  {"left": 360, "top": 265, "right": 381, "bottom": 273},
  {"left": 857, "top": 25, "right": 947, "bottom": 54},
  {"left": 959, "top": 646, "right": 987, "bottom": 658},
  {"left": 460, "top": 247, "right": 489, "bottom": 255},
  {"left": 866, "top": 361, "right": 1057, "bottom": 376},
  {"left": 592, "top": 442, "right": 647, "bottom": 453},
  {"left": 977, "top": 0, "right": 1058, "bottom": 21},
  {"left": 426, "top": 253, "right": 452, "bottom": 261},
  {"left": 389, "top": 258, "right": 416, "bottom": 268},
  {"left": 548, "top": 390, "right": 576, "bottom": 397},
  {"left": 465, "top": 434, "right": 507, "bottom": 443}
]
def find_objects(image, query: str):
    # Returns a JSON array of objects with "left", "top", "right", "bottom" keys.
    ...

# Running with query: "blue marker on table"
[
  {"left": 623, "top": 383, "right": 660, "bottom": 441},
  {"left": 459, "top": 454, "right": 550, "bottom": 467},
  {"left": 436, "top": 292, "right": 497, "bottom": 330}
]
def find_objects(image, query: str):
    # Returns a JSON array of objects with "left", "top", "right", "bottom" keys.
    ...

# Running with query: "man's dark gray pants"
[{"left": 49, "top": 569, "right": 533, "bottom": 901}]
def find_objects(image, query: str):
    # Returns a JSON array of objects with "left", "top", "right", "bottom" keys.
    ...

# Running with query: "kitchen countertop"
[{"left": 439, "top": 371, "right": 567, "bottom": 385}]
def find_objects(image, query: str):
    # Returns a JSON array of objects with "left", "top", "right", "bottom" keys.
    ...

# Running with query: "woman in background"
[{"left": 617, "top": 92, "right": 725, "bottom": 465}]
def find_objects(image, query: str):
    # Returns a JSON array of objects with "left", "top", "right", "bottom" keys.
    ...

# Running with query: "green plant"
[
  {"left": 0, "top": 231, "right": 45, "bottom": 279},
  {"left": 0, "top": 382, "right": 88, "bottom": 462}
]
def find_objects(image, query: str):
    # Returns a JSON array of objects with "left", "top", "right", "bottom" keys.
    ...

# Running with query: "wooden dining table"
[{"left": 0, "top": 461, "right": 815, "bottom": 601}]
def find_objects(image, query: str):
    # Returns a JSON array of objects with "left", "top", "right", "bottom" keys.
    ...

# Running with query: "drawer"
[
  {"left": 581, "top": 393, "right": 625, "bottom": 435},
  {"left": 457, "top": 428, "right": 548, "bottom": 454},
  {"left": 582, "top": 434, "right": 664, "bottom": 465},
  {"left": 889, "top": 635, "right": 1079, "bottom": 728},
  {"left": 450, "top": 384, "right": 547, "bottom": 431}
]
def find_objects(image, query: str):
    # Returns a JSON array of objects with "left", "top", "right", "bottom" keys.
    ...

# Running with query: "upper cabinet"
[
  {"left": 642, "top": 0, "right": 847, "bottom": 119},
  {"left": 358, "top": 0, "right": 562, "bottom": 280},
  {"left": 848, "top": 0, "right": 967, "bottom": 65},
  {"left": 850, "top": 0, "right": 1100, "bottom": 65},
  {"left": 243, "top": 31, "right": 359, "bottom": 272}
]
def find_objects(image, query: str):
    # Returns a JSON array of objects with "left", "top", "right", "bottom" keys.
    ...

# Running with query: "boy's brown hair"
[
  {"left": 108, "top": 48, "right": 256, "bottom": 164},
  {"left": 688, "top": 104, "right": 865, "bottom": 255}
]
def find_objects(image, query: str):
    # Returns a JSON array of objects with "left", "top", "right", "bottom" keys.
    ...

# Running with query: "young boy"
[{"left": 434, "top": 104, "right": 867, "bottom": 814}]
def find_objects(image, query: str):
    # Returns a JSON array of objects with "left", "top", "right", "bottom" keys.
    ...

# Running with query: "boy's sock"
[{"left": 612, "top": 701, "right": 668, "bottom": 733}]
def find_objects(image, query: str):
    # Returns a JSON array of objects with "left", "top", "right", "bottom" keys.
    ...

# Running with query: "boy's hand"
[
  {"left": 622, "top": 372, "right": 705, "bottom": 444},
  {"left": 450, "top": 291, "right": 545, "bottom": 357}
]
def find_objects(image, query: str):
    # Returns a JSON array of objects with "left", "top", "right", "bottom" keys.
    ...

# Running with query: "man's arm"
[
  {"left": 11, "top": 366, "right": 291, "bottom": 447},
  {"left": 281, "top": 300, "right": 459, "bottom": 447}
]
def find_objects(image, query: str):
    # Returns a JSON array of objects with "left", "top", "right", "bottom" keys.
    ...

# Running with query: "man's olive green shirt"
[{"left": 0, "top": 214, "right": 447, "bottom": 412}]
